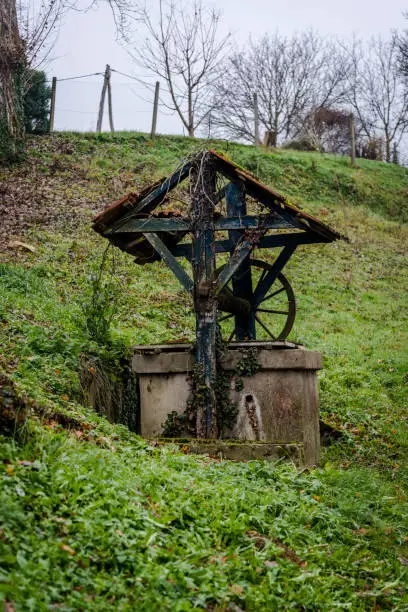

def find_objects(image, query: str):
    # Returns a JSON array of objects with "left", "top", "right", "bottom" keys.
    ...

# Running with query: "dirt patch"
[{"left": 0, "top": 136, "right": 139, "bottom": 251}]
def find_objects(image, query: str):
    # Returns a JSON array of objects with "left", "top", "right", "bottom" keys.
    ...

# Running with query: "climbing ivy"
[
  {"left": 0, "top": 64, "right": 26, "bottom": 163},
  {"left": 162, "top": 342, "right": 261, "bottom": 439}
]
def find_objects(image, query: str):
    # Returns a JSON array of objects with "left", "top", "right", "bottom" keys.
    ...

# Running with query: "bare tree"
[
  {"left": 0, "top": 0, "right": 131, "bottom": 161},
  {"left": 0, "top": 0, "right": 26, "bottom": 160},
  {"left": 209, "top": 31, "right": 349, "bottom": 144},
  {"left": 131, "top": 0, "right": 230, "bottom": 137},
  {"left": 0, "top": 0, "right": 71, "bottom": 160},
  {"left": 346, "top": 34, "right": 408, "bottom": 162},
  {"left": 398, "top": 13, "right": 408, "bottom": 79},
  {"left": 300, "top": 107, "right": 351, "bottom": 154},
  {"left": 17, "top": 0, "right": 67, "bottom": 69}
]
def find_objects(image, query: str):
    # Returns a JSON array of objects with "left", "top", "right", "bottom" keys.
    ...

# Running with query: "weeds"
[
  {"left": 0, "top": 132, "right": 407, "bottom": 609},
  {"left": 79, "top": 245, "right": 122, "bottom": 346}
]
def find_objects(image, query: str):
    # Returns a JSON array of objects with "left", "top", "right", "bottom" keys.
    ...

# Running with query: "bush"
[
  {"left": 282, "top": 136, "right": 319, "bottom": 151},
  {"left": 23, "top": 70, "right": 51, "bottom": 135}
]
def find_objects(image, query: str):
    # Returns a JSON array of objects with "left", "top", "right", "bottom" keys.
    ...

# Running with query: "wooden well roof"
[{"left": 92, "top": 150, "right": 343, "bottom": 264}]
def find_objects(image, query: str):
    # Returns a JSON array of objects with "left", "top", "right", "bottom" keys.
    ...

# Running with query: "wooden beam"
[
  {"left": 191, "top": 155, "right": 218, "bottom": 438},
  {"left": 109, "top": 217, "right": 191, "bottom": 233},
  {"left": 110, "top": 162, "right": 193, "bottom": 232},
  {"left": 216, "top": 215, "right": 292, "bottom": 231},
  {"left": 216, "top": 236, "right": 256, "bottom": 295},
  {"left": 171, "top": 231, "right": 329, "bottom": 259},
  {"left": 253, "top": 245, "right": 297, "bottom": 306},
  {"left": 108, "top": 214, "right": 293, "bottom": 234},
  {"left": 225, "top": 181, "right": 256, "bottom": 340},
  {"left": 143, "top": 233, "right": 193, "bottom": 292},
  {"left": 172, "top": 239, "right": 232, "bottom": 259}
]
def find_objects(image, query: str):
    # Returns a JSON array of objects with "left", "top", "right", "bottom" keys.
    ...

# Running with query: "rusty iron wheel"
[{"left": 217, "top": 258, "right": 296, "bottom": 342}]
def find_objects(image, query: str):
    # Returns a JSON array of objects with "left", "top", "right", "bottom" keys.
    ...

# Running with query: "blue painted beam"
[
  {"left": 225, "top": 182, "right": 256, "bottom": 340},
  {"left": 253, "top": 245, "right": 297, "bottom": 306},
  {"left": 170, "top": 231, "right": 329, "bottom": 258},
  {"left": 143, "top": 232, "right": 194, "bottom": 292},
  {"left": 191, "top": 157, "right": 218, "bottom": 438},
  {"left": 107, "top": 215, "right": 293, "bottom": 234},
  {"left": 109, "top": 217, "right": 191, "bottom": 233},
  {"left": 215, "top": 236, "right": 256, "bottom": 295}
]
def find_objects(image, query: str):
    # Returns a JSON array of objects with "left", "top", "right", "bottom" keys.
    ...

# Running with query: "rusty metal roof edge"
[
  {"left": 92, "top": 149, "right": 346, "bottom": 243},
  {"left": 208, "top": 149, "right": 345, "bottom": 242}
]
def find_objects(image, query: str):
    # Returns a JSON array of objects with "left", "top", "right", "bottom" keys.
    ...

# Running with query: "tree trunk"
[
  {"left": 187, "top": 89, "right": 194, "bottom": 137},
  {"left": 0, "top": 0, "right": 26, "bottom": 161}
]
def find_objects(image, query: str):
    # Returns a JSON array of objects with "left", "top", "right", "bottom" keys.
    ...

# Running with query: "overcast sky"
[{"left": 49, "top": 0, "right": 407, "bottom": 134}]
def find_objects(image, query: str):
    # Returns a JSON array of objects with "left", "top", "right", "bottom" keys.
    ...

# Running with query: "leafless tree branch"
[{"left": 128, "top": 0, "right": 230, "bottom": 137}]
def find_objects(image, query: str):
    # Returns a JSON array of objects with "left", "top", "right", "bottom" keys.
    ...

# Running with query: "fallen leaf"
[
  {"left": 61, "top": 544, "right": 76, "bottom": 555},
  {"left": 8, "top": 240, "right": 36, "bottom": 253},
  {"left": 265, "top": 560, "right": 278, "bottom": 568},
  {"left": 230, "top": 584, "right": 244, "bottom": 595},
  {"left": 353, "top": 527, "right": 367, "bottom": 535}
]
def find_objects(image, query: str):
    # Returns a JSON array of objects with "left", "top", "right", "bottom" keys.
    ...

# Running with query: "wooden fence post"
[
  {"left": 254, "top": 92, "right": 260, "bottom": 147},
  {"left": 107, "top": 65, "right": 114, "bottom": 133},
  {"left": 349, "top": 113, "right": 356, "bottom": 167},
  {"left": 150, "top": 81, "right": 160, "bottom": 139},
  {"left": 49, "top": 77, "right": 57, "bottom": 132},
  {"left": 96, "top": 65, "right": 109, "bottom": 133}
]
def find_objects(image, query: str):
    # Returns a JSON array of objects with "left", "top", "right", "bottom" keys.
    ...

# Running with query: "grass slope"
[{"left": 0, "top": 133, "right": 407, "bottom": 610}]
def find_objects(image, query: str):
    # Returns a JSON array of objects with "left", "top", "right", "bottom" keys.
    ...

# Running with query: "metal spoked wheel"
[{"left": 217, "top": 258, "right": 296, "bottom": 342}]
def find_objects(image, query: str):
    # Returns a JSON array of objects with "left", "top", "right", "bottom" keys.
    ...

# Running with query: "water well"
[{"left": 92, "top": 150, "right": 343, "bottom": 466}]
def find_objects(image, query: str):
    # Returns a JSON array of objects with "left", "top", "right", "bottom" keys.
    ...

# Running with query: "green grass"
[
  {"left": 0, "top": 132, "right": 407, "bottom": 609},
  {"left": 0, "top": 431, "right": 407, "bottom": 610}
]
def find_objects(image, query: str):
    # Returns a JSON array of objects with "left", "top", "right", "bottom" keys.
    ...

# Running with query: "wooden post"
[
  {"left": 107, "top": 65, "right": 114, "bottom": 133},
  {"left": 226, "top": 182, "right": 255, "bottom": 340},
  {"left": 349, "top": 113, "right": 356, "bottom": 167},
  {"left": 150, "top": 81, "right": 160, "bottom": 139},
  {"left": 96, "top": 65, "right": 109, "bottom": 133},
  {"left": 392, "top": 142, "right": 399, "bottom": 165},
  {"left": 254, "top": 92, "right": 260, "bottom": 147},
  {"left": 191, "top": 153, "right": 218, "bottom": 439},
  {"left": 49, "top": 77, "right": 57, "bottom": 133}
]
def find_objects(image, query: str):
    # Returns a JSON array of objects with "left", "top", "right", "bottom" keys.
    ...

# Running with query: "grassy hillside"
[{"left": 0, "top": 133, "right": 407, "bottom": 610}]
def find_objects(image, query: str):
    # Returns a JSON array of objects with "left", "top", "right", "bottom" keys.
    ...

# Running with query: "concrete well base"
[
  {"left": 132, "top": 342, "right": 322, "bottom": 467},
  {"left": 152, "top": 439, "right": 305, "bottom": 464}
]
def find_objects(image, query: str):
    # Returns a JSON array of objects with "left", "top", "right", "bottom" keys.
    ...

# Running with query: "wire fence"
[
  {"left": 46, "top": 67, "right": 184, "bottom": 135},
  {"left": 44, "top": 67, "right": 408, "bottom": 166}
]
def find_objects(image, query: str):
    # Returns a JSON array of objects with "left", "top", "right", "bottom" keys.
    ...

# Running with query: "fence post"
[
  {"left": 349, "top": 113, "right": 356, "bottom": 167},
  {"left": 254, "top": 92, "right": 260, "bottom": 147},
  {"left": 97, "top": 65, "right": 109, "bottom": 133},
  {"left": 49, "top": 77, "right": 57, "bottom": 132},
  {"left": 150, "top": 81, "right": 160, "bottom": 139},
  {"left": 107, "top": 65, "right": 114, "bottom": 133}
]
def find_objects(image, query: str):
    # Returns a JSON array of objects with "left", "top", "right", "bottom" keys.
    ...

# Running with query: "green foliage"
[
  {"left": 23, "top": 70, "right": 51, "bottom": 135},
  {"left": 79, "top": 245, "right": 122, "bottom": 346},
  {"left": 0, "top": 432, "right": 407, "bottom": 609}
]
